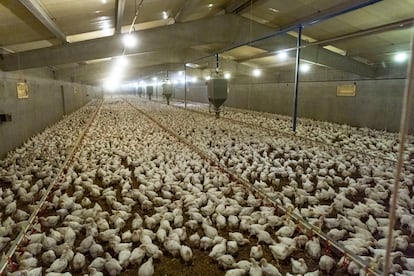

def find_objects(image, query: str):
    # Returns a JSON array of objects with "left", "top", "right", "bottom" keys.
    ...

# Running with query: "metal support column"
[
  {"left": 60, "top": 85, "right": 66, "bottom": 116},
  {"left": 184, "top": 64, "right": 187, "bottom": 109},
  {"left": 383, "top": 35, "right": 414, "bottom": 275},
  {"left": 292, "top": 25, "right": 302, "bottom": 132},
  {"left": 215, "top": 53, "right": 219, "bottom": 73}
]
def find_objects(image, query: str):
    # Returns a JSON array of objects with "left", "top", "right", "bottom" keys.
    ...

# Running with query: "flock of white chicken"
[
  {"left": 0, "top": 97, "right": 412, "bottom": 276},
  {"left": 175, "top": 101, "right": 414, "bottom": 163},
  {"left": 0, "top": 104, "right": 97, "bottom": 246}
]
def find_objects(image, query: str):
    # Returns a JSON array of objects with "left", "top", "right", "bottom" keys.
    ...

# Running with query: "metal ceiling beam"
[
  {"left": 18, "top": 0, "right": 67, "bottom": 42},
  {"left": 281, "top": 0, "right": 383, "bottom": 30},
  {"left": 174, "top": 0, "right": 224, "bottom": 23},
  {"left": 215, "top": 0, "right": 383, "bottom": 55},
  {"left": 57, "top": 47, "right": 212, "bottom": 84},
  {"left": 225, "top": 0, "right": 262, "bottom": 14},
  {"left": 115, "top": 0, "right": 126, "bottom": 34},
  {"left": 75, "top": 63, "right": 187, "bottom": 85},
  {"left": 234, "top": 17, "right": 413, "bottom": 75},
  {"left": 57, "top": 48, "right": 206, "bottom": 81},
  {"left": 317, "top": 17, "right": 414, "bottom": 46},
  {"left": 174, "top": 0, "right": 202, "bottom": 23},
  {"left": 77, "top": 59, "right": 261, "bottom": 85},
  {"left": 0, "top": 47, "right": 14, "bottom": 54},
  {"left": 0, "top": 14, "right": 376, "bottom": 77},
  {"left": 302, "top": 46, "right": 374, "bottom": 77},
  {"left": 69, "top": 50, "right": 266, "bottom": 84},
  {"left": 0, "top": 14, "right": 271, "bottom": 71},
  {"left": 238, "top": 35, "right": 377, "bottom": 77},
  {"left": 220, "top": 58, "right": 259, "bottom": 76}
]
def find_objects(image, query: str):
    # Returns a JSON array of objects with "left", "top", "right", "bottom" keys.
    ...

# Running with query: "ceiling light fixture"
[
  {"left": 224, "top": 72, "right": 231, "bottom": 79},
  {"left": 122, "top": 33, "right": 137, "bottom": 48},
  {"left": 208, "top": 3, "right": 213, "bottom": 8},
  {"left": 394, "top": 52, "right": 408, "bottom": 63},
  {"left": 105, "top": 0, "right": 143, "bottom": 90},
  {"left": 185, "top": 63, "right": 200, "bottom": 68},
  {"left": 101, "top": 21, "right": 111, "bottom": 30},
  {"left": 300, "top": 63, "right": 310, "bottom": 73},
  {"left": 100, "top": 21, "right": 113, "bottom": 35},
  {"left": 205, "top": 76, "right": 211, "bottom": 81},
  {"left": 116, "top": 56, "right": 128, "bottom": 66},
  {"left": 152, "top": 77, "right": 158, "bottom": 82},
  {"left": 277, "top": 51, "right": 288, "bottom": 60},
  {"left": 162, "top": 11, "right": 168, "bottom": 20},
  {"left": 104, "top": 77, "right": 119, "bottom": 91},
  {"left": 252, "top": 69, "right": 262, "bottom": 77},
  {"left": 268, "top": 8, "right": 279, "bottom": 13}
]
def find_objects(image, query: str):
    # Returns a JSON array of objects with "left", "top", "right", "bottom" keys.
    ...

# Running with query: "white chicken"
[
  {"left": 291, "top": 257, "right": 308, "bottom": 274},
  {"left": 250, "top": 245, "right": 263, "bottom": 260},
  {"left": 305, "top": 237, "right": 321, "bottom": 260},
  {"left": 209, "top": 239, "right": 227, "bottom": 258},
  {"left": 72, "top": 252, "right": 86, "bottom": 271},
  {"left": 217, "top": 254, "right": 236, "bottom": 269},
  {"left": 138, "top": 257, "right": 154, "bottom": 276},
  {"left": 180, "top": 245, "right": 193, "bottom": 263},
  {"left": 260, "top": 258, "right": 282, "bottom": 276},
  {"left": 319, "top": 255, "right": 335, "bottom": 272}
]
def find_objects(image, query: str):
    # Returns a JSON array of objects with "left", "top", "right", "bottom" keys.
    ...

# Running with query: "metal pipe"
[
  {"left": 292, "top": 26, "right": 302, "bottom": 132},
  {"left": 225, "top": 0, "right": 261, "bottom": 14},
  {"left": 383, "top": 35, "right": 414, "bottom": 275},
  {"left": 184, "top": 64, "right": 188, "bottom": 109},
  {"left": 313, "top": 18, "right": 413, "bottom": 47},
  {"left": 236, "top": 17, "right": 414, "bottom": 64},
  {"left": 216, "top": 55, "right": 220, "bottom": 72},
  {"left": 306, "top": 0, "right": 381, "bottom": 26},
  {"left": 128, "top": 0, "right": 145, "bottom": 33},
  {"left": 120, "top": 0, "right": 144, "bottom": 56},
  {"left": 237, "top": 0, "right": 382, "bottom": 50},
  {"left": 115, "top": 0, "right": 126, "bottom": 34},
  {"left": 187, "top": 0, "right": 383, "bottom": 64}
]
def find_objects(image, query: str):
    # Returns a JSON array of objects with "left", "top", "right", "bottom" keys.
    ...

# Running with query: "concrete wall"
[
  {"left": 174, "top": 83, "right": 209, "bottom": 104},
  {"left": 173, "top": 78, "right": 414, "bottom": 133},
  {"left": 296, "top": 79, "right": 410, "bottom": 132},
  {"left": 0, "top": 68, "right": 100, "bottom": 158}
]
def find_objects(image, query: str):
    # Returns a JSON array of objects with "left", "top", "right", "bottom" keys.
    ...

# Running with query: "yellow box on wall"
[
  {"left": 17, "top": 81, "right": 29, "bottom": 99},
  {"left": 337, "top": 84, "right": 356, "bottom": 97}
]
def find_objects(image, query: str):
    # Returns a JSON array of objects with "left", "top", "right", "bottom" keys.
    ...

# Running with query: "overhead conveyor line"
[
  {"left": 0, "top": 101, "right": 103, "bottom": 275},
  {"left": 124, "top": 98, "right": 382, "bottom": 276}
]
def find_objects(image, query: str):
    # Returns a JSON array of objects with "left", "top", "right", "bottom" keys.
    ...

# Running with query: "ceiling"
[{"left": 0, "top": 0, "right": 413, "bottom": 85}]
